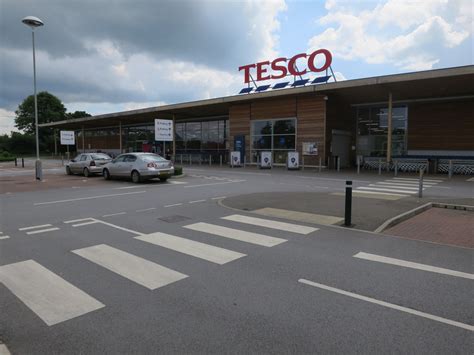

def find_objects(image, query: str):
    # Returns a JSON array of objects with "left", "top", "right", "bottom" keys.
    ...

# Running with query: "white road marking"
[
  {"left": 298, "top": 278, "right": 473, "bottom": 332},
  {"left": 136, "top": 207, "right": 156, "bottom": 212},
  {"left": 102, "top": 212, "right": 126, "bottom": 218},
  {"left": 72, "top": 244, "right": 188, "bottom": 290},
  {"left": 358, "top": 187, "right": 417, "bottom": 194},
  {"left": 350, "top": 190, "right": 406, "bottom": 197},
  {"left": 64, "top": 218, "right": 95, "bottom": 224},
  {"left": 211, "top": 196, "right": 226, "bottom": 200},
  {"left": 189, "top": 200, "right": 206, "bottom": 204},
  {"left": 135, "top": 232, "right": 246, "bottom": 265},
  {"left": 184, "top": 181, "right": 241, "bottom": 188},
  {"left": 393, "top": 177, "right": 443, "bottom": 183},
  {"left": 382, "top": 180, "right": 437, "bottom": 186},
  {"left": 353, "top": 252, "right": 474, "bottom": 280},
  {"left": 0, "top": 343, "right": 11, "bottom": 355},
  {"left": 222, "top": 214, "right": 318, "bottom": 235},
  {"left": 369, "top": 184, "right": 419, "bottom": 190},
  {"left": 26, "top": 227, "right": 60, "bottom": 235},
  {"left": 0, "top": 236, "right": 10, "bottom": 240},
  {"left": 113, "top": 185, "right": 144, "bottom": 190},
  {"left": 34, "top": 191, "right": 146, "bottom": 205},
  {"left": 184, "top": 222, "right": 287, "bottom": 247},
  {"left": 19, "top": 224, "right": 52, "bottom": 231},
  {"left": 164, "top": 203, "right": 183, "bottom": 208},
  {"left": 72, "top": 221, "right": 98, "bottom": 227},
  {"left": 0, "top": 260, "right": 104, "bottom": 326},
  {"left": 467, "top": 177, "right": 474, "bottom": 182},
  {"left": 169, "top": 181, "right": 187, "bottom": 184},
  {"left": 91, "top": 219, "right": 143, "bottom": 236}
]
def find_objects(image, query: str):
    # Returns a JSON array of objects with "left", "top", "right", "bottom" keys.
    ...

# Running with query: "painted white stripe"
[
  {"left": 358, "top": 187, "right": 417, "bottom": 194},
  {"left": 384, "top": 180, "right": 437, "bottom": 185},
  {"left": 352, "top": 190, "right": 407, "bottom": 197},
  {"left": 135, "top": 232, "right": 246, "bottom": 265},
  {"left": 113, "top": 185, "right": 144, "bottom": 190},
  {"left": 222, "top": 214, "right": 318, "bottom": 235},
  {"left": 136, "top": 207, "right": 156, "bottom": 212},
  {"left": 353, "top": 252, "right": 474, "bottom": 280},
  {"left": 184, "top": 222, "right": 286, "bottom": 247},
  {"left": 393, "top": 177, "right": 443, "bottom": 183},
  {"left": 0, "top": 260, "right": 104, "bottom": 326},
  {"left": 19, "top": 224, "right": 52, "bottom": 231},
  {"left": 369, "top": 184, "right": 419, "bottom": 190},
  {"left": 26, "top": 227, "right": 60, "bottom": 235},
  {"left": 72, "top": 221, "right": 98, "bottom": 227},
  {"left": 93, "top": 219, "right": 143, "bottom": 236},
  {"left": 211, "top": 196, "right": 227, "bottom": 200},
  {"left": 169, "top": 181, "right": 187, "bottom": 184},
  {"left": 378, "top": 181, "right": 435, "bottom": 187},
  {"left": 34, "top": 191, "right": 146, "bottom": 205},
  {"left": 0, "top": 236, "right": 10, "bottom": 240},
  {"left": 184, "top": 181, "right": 238, "bottom": 188},
  {"left": 298, "top": 278, "right": 473, "bottom": 332},
  {"left": 189, "top": 200, "right": 206, "bottom": 204},
  {"left": 164, "top": 203, "right": 183, "bottom": 208},
  {"left": 72, "top": 244, "right": 188, "bottom": 290},
  {"left": 102, "top": 212, "right": 126, "bottom": 217},
  {"left": 64, "top": 218, "right": 94, "bottom": 224},
  {"left": 0, "top": 343, "right": 11, "bottom": 355}
]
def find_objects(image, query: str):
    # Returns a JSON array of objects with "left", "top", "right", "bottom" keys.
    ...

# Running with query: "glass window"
[
  {"left": 114, "top": 155, "right": 127, "bottom": 163},
  {"left": 252, "top": 121, "right": 272, "bottom": 135},
  {"left": 273, "top": 120, "right": 295, "bottom": 134},
  {"left": 80, "top": 155, "right": 88, "bottom": 161},
  {"left": 252, "top": 136, "right": 272, "bottom": 150},
  {"left": 273, "top": 135, "right": 295, "bottom": 149},
  {"left": 91, "top": 153, "right": 111, "bottom": 160},
  {"left": 140, "top": 154, "right": 166, "bottom": 162},
  {"left": 125, "top": 155, "right": 137, "bottom": 162}
]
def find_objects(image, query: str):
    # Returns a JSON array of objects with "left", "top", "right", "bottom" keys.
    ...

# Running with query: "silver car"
[
  {"left": 102, "top": 153, "right": 174, "bottom": 183},
  {"left": 66, "top": 153, "right": 112, "bottom": 177}
]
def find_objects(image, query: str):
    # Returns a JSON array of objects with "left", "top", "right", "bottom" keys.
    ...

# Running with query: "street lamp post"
[{"left": 22, "top": 15, "right": 44, "bottom": 181}]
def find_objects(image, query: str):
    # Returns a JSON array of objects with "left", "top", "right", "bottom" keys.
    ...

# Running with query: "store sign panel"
[
  {"left": 155, "top": 119, "right": 173, "bottom": 141},
  {"left": 303, "top": 142, "right": 318, "bottom": 155},
  {"left": 60, "top": 130, "right": 75, "bottom": 145},
  {"left": 239, "top": 49, "right": 332, "bottom": 84}
]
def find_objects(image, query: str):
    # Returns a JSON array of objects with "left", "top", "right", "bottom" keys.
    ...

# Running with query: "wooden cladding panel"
[
  {"left": 250, "top": 97, "right": 297, "bottom": 119},
  {"left": 408, "top": 100, "right": 474, "bottom": 151},
  {"left": 296, "top": 96, "right": 326, "bottom": 164}
]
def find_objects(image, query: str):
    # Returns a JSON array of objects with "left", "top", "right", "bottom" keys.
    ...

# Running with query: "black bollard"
[
  {"left": 22, "top": 158, "right": 25, "bottom": 168},
  {"left": 345, "top": 180, "right": 352, "bottom": 226},
  {"left": 15, "top": 157, "right": 17, "bottom": 167}
]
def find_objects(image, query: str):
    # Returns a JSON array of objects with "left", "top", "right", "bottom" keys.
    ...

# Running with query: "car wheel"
[
  {"left": 159, "top": 177, "right": 168, "bottom": 182},
  {"left": 83, "top": 168, "right": 90, "bottom": 177},
  {"left": 103, "top": 169, "right": 111, "bottom": 180},
  {"left": 66, "top": 166, "right": 72, "bottom": 175},
  {"left": 131, "top": 170, "right": 141, "bottom": 183}
]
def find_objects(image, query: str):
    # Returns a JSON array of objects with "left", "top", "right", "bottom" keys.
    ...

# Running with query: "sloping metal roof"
[{"left": 40, "top": 65, "right": 474, "bottom": 130}]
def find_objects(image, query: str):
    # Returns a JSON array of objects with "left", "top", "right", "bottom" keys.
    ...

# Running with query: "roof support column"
[
  {"left": 386, "top": 92, "right": 393, "bottom": 163},
  {"left": 82, "top": 125, "right": 85, "bottom": 153},
  {"left": 119, "top": 121, "right": 122, "bottom": 154},
  {"left": 172, "top": 114, "right": 176, "bottom": 161}
]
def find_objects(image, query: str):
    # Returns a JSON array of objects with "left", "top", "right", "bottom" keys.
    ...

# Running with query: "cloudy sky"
[{"left": 0, "top": 0, "right": 472, "bottom": 134}]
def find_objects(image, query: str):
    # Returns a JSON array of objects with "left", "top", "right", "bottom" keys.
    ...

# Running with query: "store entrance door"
[{"left": 331, "top": 130, "right": 352, "bottom": 168}]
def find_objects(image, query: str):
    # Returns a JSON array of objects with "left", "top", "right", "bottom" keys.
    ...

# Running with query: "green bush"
[
  {"left": 0, "top": 151, "right": 15, "bottom": 162},
  {"left": 174, "top": 166, "right": 183, "bottom": 176}
]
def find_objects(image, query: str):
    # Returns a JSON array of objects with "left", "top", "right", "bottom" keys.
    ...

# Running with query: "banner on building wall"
[
  {"left": 230, "top": 151, "right": 241, "bottom": 167},
  {"left": 287, "top": 151, "right": 299, "bottom": 169},
  {"left": 155, "top": 119, "right": 173, "bottom": 141},
  {"left": 260, "top": 151, "right": 272, "bottom": 169},
  {"left": 303, "top": 142, "right": 318, "bottom": 155},
  {"left": 60, "top": 131, "right": 75, "bottom": 145}
]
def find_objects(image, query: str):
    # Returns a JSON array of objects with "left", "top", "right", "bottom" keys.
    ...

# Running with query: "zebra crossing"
[
  {"left": 355, "top": 177, "right": 444, "bottom": 198},
  {"left": 0, "top": 213, "right": 316, "bottom": 326}
]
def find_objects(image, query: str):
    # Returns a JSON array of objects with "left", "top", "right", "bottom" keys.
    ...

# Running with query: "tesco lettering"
[{"left": 239, "top": 49, "right": 332, "bottom": 84}]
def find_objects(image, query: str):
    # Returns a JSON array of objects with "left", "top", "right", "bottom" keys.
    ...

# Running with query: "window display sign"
[
  {"left": 230, "top": 151, "right": 241, "bottom": 167},
  {"left": 260, "top": 151, "right": 272, "bottom": 169},
  {"left": 60, "top": 131, "right": 75, "bottom": 145},
  {"left": 287, "top": 151, "right": 299, "bottom": 170},
  {"left": 302, "top": 142, "right": 318, "bottom": 155},
  {"left": 154, "top": 119, "right": 173, "bottom": 141}
]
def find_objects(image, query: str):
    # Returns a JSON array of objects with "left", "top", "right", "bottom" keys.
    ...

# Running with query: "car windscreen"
[
  {"left": 91, "top": 154, "right": 111, "bottom": 160},
  {"left": 140, "top": 155, "right": 167, "bottom": 162}
]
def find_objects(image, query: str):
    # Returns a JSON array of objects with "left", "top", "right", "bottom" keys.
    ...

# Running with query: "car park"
[
  {"left": 102, "top": 153, "right": 174, "bottom": 183},
  {"left": 66, "top": 153, "right": 112, "bottom": 177}
]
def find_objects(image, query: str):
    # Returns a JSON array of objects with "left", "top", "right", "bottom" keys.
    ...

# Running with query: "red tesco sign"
[{"left": 239, "top": 49, "right": 332, "bottom": 84}]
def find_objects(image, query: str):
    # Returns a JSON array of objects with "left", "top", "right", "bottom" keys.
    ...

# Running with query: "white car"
[
  {"left": 66, "top": 153, "right": 112, "bottom": 177},
  {"left": 102, "top": 153, "right": 174, "bottom": 183}
]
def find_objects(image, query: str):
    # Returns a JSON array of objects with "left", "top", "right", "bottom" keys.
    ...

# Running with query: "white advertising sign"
[
  {"left": 260, "top": 151, "right": 272, "bottom": 169},
  {"left": 60, "top": 130, "right": 75, "bottom": 145},
  {"left": 287, "top": 151, "right": 299, "bottom": 169},
  {"left": 154, "top": 119, "right": 173, "bottom": 141},
  {"left": 230, "top": 151, "right": 241, "bottom": 167},
  {"left": 303, "top": 142, "right": 318, "bottom": 155}
]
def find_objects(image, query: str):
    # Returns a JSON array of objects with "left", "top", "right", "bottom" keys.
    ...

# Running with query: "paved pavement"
[{"left": 0, "top": 165, "right": 473, "bottom": 353}]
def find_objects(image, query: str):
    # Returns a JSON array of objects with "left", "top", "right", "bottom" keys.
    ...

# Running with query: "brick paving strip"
[{"left": 384, "top": 208, "right": 474, "bottom": 248}]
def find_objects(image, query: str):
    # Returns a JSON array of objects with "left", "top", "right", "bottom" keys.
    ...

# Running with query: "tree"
[
  {"left": 15, "top": 91, "right": 66, "bottom": 134},
  {"left": 66, "top": 111, "right": 92, "bottom": 119}
]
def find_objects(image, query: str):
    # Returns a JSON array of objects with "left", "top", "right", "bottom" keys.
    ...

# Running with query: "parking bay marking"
[
  {"left": 354, "top": 252, "right": 474, "bottom": 280},
  {"left": 298, "top": 278, "right": 473, "bottom": 332},
  {"left": 34, "top": 191, "right": 146, "bottom": 206},
  {"left": 184, "top": 181, "right": 245, "bottom": 188},
  {"left": 222, "top": 214, "right": 318, "bottom": 235},
  {"left": 26, "top": 227, "right": 60, "bottom": 235},
  {"left": 19, "top": 224, "right": 52, "bottom": 231},
  {"left": 0, "top": 260, "right": 104, "bottom": 326},
  {"left": 72, "top": 244, "right": 188, "bottom": 290}
]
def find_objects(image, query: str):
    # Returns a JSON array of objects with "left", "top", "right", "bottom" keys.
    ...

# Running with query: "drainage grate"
[{"left": 158, "top": 215, "right": 192, "bottom": 223}]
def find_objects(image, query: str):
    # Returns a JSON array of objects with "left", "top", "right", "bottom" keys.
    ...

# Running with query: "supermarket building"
[{"left": 41, "top": 65, "right": 474, "bottom": 172}]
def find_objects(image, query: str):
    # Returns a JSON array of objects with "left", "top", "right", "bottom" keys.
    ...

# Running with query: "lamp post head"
[{"left": 22, "top": 16, "right": 44, "bottom": 29}]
